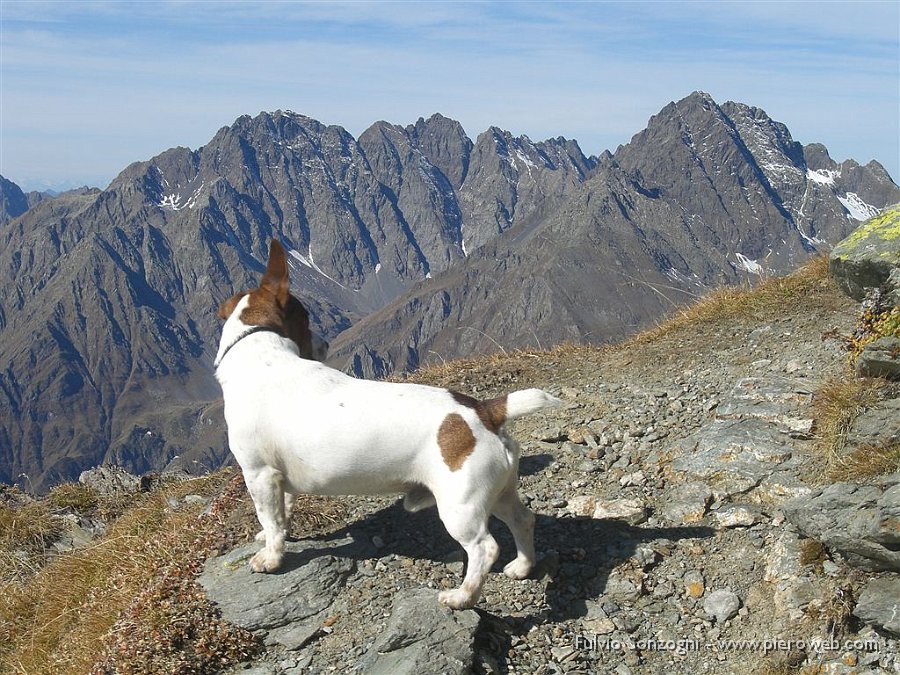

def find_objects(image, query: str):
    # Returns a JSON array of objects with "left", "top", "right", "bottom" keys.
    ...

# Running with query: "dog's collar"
[{"left": 214, "top": 326, "right": 283, "bottom": 369}]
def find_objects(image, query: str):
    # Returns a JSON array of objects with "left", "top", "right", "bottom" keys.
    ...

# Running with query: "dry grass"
[
  {"left": 0, "top": 500, "right": 61, "bottom": 584},
  {"left": 826, "top": 442, "right": 900, "bottom": 483},
  {"left": 46, "top": 482, "right": 100, "bottom": 513},
  {"left": 406, "top": 256, "right": 839, "bottom": 392},
  {"left": 0, "top": 471, "right": 248, "bottom": 674},
  {"left": 0, "top": 469, "right": 349, "bottom": 675},
  {"left": 808, "top": 376, "right": 893, "bottom": 483},
  {"left": 630, "top": 255, "right": 835, "bottom": 347}
]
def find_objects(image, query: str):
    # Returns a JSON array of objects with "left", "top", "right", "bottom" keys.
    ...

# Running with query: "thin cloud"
[{"left": 1, "top": 0, "right": 897, "bottom": 189}]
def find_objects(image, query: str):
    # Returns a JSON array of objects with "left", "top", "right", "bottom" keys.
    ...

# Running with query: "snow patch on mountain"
[
  {"left": 806, "top": 169, "right": 840, "bottom": 186},
  {"left": 837, "top": 193, "right": 879, "bottom": 221},
  {"left": 735, "top": 253, "right": 764, "bottom": 275}
]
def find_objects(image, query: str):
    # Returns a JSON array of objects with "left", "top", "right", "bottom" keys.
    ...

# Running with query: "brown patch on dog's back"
[
  {"left": 438, "top": 413, "right": 476, "bottom": 471},
  {"left": 451, "top": 391, "right": 508, "bottom": 433}
]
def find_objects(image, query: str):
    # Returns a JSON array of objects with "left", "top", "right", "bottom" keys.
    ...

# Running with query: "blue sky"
[{"left": 2, "top": 1, "right": 898, "bottom": 191}]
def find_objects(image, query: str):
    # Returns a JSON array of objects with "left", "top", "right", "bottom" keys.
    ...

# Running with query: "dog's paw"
[
  {"left": 438, "top": 588, "right": 477, "bottom": 610},
  {"left": 249, "top": 549, "right": 282, "bottom": 573},
  {"left": 503, "top": 558, "right": 533, "bottom": 580}
]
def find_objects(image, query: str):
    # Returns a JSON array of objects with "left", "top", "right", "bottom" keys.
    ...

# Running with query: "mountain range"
[{"left": 1, "top": 91, "right": 897, "bottom": 491}]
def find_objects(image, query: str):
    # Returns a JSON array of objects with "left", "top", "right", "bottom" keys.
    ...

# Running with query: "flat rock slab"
[
  {"left": 782, "top": 474, "right": 900, "bottom": 572},
  {"left": 199, "top": 537, "right": 357, "bottom": 636},
  {"left": 358, "top": 588, "right": 480, "bottom": 675},
  {"left": 670, "top": 417, "right": 794, "bottom": 497}
]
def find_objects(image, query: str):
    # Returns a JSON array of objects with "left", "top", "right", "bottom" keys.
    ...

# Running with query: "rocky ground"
[{"left": 195, "top": 267, "right": 899, "bottom": 675}]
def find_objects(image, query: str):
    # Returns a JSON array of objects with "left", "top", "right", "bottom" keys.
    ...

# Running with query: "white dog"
[{"left": 215, "top": 241, "right": 561, "bottom": 609}]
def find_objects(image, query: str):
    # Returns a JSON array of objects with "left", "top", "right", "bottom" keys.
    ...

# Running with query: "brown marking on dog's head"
[
  {"left": 450, "top": 391, "right": 508, "bottom": 434},
  {"left": 218, "top": 291, "right": 248, "bottom": 320},
  {"left": 438, "top": 412, "right": 476, "bottom": 471},
  {"left": 217, "top": 240, "right": 327, "bottom": 361}
]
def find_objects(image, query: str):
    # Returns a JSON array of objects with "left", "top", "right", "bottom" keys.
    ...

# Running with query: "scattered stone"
[
  {"left": 702, "top": 589, "right": 741, "bottom": 623},
  {"left": 568, "top": 427, "right": 598, "bottom": 446},
  {"left": 683, "top": 570, "right": 705, "bottom": 598},
  {"left": 566, "top": 495, "right": 648, "bottom": 525},
  {"left": 534, "top": 426, "right": 565, "bottom": 442},
  {"left": 712, "top": 504, "right": 763, "bottom": 528},
  {"left": 661, "top": 481, "right": 712, "bottom": 524},
  {"left": 604, "top": 569, "right": 643, "bottom": 602},
  {"left": 632, "top": 544, "right": 658, "bottom": 569},
  {"left": 582, "top": 617, "right": 616, "bottom": 634},
  {"left": 772, "top": 577, "right": 823, "bottom": 621},
  {"left": 853, "top": 577, "right": 900, "bottom": 636},
  {"left": 619, "top": 471, "right": 646, "bottom": 487},
  {"left": 764, "top": 532, "right": 805, "bottom": 582},
  {"left": 576, "top": 460, "right": 603, "bottom": 473}
]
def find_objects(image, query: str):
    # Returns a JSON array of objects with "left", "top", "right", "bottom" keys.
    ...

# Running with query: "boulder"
[
  {"left": 660, "top": 481, "right": 713, "bottom": 524},
  {"left": 847, "top": 397, "right": 900, "bottom": 447},
  {"left": 782, "top": 474, "right": 900, "bottom": 571},
  {"left": 357, "top": 588, "right": 479, "bottom": 674},
  {"left": 829, "top": 205, "right": 900, "bottom": 301},
  {"left": 856, "top": 337, "right": 900, "bottom": 380},
  {"left": 703, "top": 589, "right": 741, "bottom": 623},
  {"left": 78, "top": 466, "right": 142, "bottom": 496},
  {"left": 199, "top": 537, "right": 356, "bottom": 649},
  {"left": 853, "top": 576, "right": 900, "bottom": 635}
]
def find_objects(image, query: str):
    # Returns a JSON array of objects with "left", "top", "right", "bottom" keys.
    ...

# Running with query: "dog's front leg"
[
  {"left": 255, "top": 491, "right": 295, "bottom": 543},
  {"left": 245, "top": 468, "right": 286, "bottom": 573}
]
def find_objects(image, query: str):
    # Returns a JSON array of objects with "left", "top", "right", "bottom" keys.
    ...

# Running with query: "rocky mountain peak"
[{"left": 0, "top": 175, "right": 29, "bottom": 225}]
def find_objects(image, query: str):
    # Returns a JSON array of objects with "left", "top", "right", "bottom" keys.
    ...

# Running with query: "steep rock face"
[
  {"left": 611, "top": 92, "right": 880, "bottom": 273},
  {"left": 459, "top": 128, "right": 596, "bottom": 252},
  {"left": 331, "top": 165, "right": 730, "bottom": 377},
  {"left": 0, "top": 175, "right": 29, "bottom": 225},
  {"left": 829, "top": 205, "right": 900, "bottom": 300}
]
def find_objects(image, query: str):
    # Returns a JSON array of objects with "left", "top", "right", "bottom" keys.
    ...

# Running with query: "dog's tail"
[{"left": 506, "top": 388, "right": 563, "bottom": 420}]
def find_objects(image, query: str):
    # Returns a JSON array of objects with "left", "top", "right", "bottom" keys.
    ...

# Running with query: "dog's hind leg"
[
  {"left": 403, "top": 484, "right": 436, "bottom": 512},
  {"left": 437, "top": 503, "right": 499, "bottom": 610},
  {"left": 491, "top": 481, "right": 536, "bottom": 580},
  {"left": 245, "top": 467, "right": 287, "bottom": 572}
]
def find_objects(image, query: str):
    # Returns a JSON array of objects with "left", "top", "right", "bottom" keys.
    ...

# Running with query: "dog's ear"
[{"left": 261, "top": 240, "right": 290, "bottom": 306}]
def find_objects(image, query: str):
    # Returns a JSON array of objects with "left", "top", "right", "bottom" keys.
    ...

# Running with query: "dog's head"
[{"left": 218, "top": 240, "right": 329, "bottom": 362}]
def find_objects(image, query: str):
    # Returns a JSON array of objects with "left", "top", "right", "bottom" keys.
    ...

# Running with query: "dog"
[{"left": 215, "top": 240, "right": 562, "bottom": 609}]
